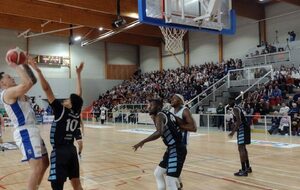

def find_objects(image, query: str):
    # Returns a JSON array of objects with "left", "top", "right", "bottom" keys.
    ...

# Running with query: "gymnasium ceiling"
[{"left": 0, "top": 0, "right": 299, "bottom": 47}]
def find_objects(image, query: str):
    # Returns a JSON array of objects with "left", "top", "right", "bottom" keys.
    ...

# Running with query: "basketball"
[{"left": 5, "top": 47, "right": 27, "bottom": 67}]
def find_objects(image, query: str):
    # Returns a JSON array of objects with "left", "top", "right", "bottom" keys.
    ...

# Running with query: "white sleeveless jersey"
[
  {"left": 170, "top": 106, "right": 190, "bottom": 145},
  {"left": 0, "top": 90, "right": 36, "bottom": 128}
]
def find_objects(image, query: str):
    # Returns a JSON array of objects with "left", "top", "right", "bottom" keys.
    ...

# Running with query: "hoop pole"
[{"left": 170, "top": 51, "right": 183, "bottom": 66}]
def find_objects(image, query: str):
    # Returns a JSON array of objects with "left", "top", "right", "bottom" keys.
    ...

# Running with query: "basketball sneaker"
[
  {"left": 247, "top": 167, "right": 252, "bottom": 173},
  {"left": 234, "top": 170, "right": 248, "bottom": 176}
]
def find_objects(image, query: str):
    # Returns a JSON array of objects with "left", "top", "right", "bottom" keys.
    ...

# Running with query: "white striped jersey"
[{"left": 0, "top": 90, "right": 36, "bottom": 128}]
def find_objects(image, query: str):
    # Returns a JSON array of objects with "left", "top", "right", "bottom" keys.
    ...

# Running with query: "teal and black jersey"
[
  {"left": 48, "top": 99, "right": 81, "bottom": 182},
  {"left": 233, "top": 105, "right": 248, "bottom": 126},
  {"left": 233, "top": 105, "right": 251, "bottom": 145},
  {"left": 158, "top": 111, "right": 187, "bottom": 178},
  {"left": 159, "top": 111, "right": 183, "bottom": 147},
  {"left": 49, "top": 99, "right": 81, "bottom": 149}
]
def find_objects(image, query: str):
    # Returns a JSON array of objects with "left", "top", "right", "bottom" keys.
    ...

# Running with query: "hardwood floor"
[{"left": 0, "top": 123, "right": 300, "bottom": 190}]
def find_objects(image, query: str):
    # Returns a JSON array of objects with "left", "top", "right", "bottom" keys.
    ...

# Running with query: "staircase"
[{"left": 188, "top": 65, "right": 274, "bottom": 113}]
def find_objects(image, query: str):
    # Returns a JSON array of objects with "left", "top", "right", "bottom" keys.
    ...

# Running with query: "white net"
[{"left": 159, "top": 26, "right": 187, "bottom": 54}]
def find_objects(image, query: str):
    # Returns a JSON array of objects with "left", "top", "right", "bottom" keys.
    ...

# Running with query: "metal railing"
[
  {"left": 80, "top": 111, "right": 293, "bottom": 137},
  {"left": 113, "top": 104, "right": 148, "bottom": 112},
  {"left": 234, "top": 70, "right": 273, "bottom": 103},
  {"left": 227, "top": 65, "right": 273, "bottom": 88},
  {"left": 188, "top": 74, "right": 229, "bottom": 113},
  {"left": 244, "top": 51, "right": 290, "bottom": 67},
  {"left": 223, "top": 113, "right": 292, "bottom": 136}
]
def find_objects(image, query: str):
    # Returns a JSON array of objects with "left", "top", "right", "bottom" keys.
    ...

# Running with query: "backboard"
[{"left": 138, "top": 0, "right": 236, "bottom": 35}]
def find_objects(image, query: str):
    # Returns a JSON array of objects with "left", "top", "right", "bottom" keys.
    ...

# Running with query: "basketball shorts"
[
  {"left": 237, "top": 124, "right": 251, "bottom": 145},
  {"left": 159, "top": 144, "right": 187, "bottom": 177},
  {"left": 48, "top": 145, "right": 79, "bottom": 182},
  {"left": 13, "top": 127, "right": 48, "bottom": 162}
]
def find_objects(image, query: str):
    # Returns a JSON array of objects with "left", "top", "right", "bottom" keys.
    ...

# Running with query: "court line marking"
[
  {"left": 93, "top": 148, "right": 279, "bottom": 190},
  {"left": 184, "top": 163, "right": 300, "bottom": 190},
  {"left": 189, "top": 151, "right": 300, "bottom": 176},
  {"left": 184, "top": 168, "right": 275, "bottom": 190}
]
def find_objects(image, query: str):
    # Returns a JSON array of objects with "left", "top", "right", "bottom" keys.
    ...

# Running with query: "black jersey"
[
  {"left": 49, "top": 99, "right": 81, "bottom": 148},
  {"left": 233, "top": 106, "right": 248, "bottom": 126},
  {"left": 159, "top": 111, "right": 183, "bottom": 147}
]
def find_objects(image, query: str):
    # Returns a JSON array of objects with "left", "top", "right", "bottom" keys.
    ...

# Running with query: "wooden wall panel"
[{"left": 106, "top": 64, "right": 138, "bottom": 80}]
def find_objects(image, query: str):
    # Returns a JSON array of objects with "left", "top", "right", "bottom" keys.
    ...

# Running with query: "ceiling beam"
[
  {"left": 0, "top": 0, "right": 161, "bottom": 38},
  {"left": 0, "top": 14, "right": 92, "bottom": 37},
  {"left": 232, "top": 0, "right": 265, "bottom": 20},
  {"left": 0, "top": 0, "right": 133, "bottom": 29},
  {"left": 84, "top": 30, "right": 162, "bottom": 47},
  {"left": 34, "top": 0, "right": 138, "bottom": 18}
]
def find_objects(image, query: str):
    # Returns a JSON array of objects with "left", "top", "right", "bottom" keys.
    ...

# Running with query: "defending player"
[
  {"left": 29, "top": 59, "right": 84, "bottom": 190},
  {"left": 133, "top": 99, "right": 187, "bottom": 190}
]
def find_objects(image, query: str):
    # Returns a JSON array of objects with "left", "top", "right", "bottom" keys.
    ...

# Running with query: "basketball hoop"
[{"left": 159, "top": 26, "right": 187, "bottom": 54}]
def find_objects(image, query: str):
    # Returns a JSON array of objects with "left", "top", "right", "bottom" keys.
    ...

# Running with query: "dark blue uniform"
[
  {"left": 48, "top": 99, "right": 81, "bottom": 183},
  {"left": 234, "top": 106, "right": 251, "bottom": 145},
  {"left": 158, "top": 111, "right": 187, "bottom": 177}
]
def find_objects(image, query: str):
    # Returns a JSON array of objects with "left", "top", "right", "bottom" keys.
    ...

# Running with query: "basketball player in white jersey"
[
  {"left": 0, "top": 58, "right": 49, "bottom": 190},
  {"left": 170, "top": 94, "right": 197, "bottom": 189}
]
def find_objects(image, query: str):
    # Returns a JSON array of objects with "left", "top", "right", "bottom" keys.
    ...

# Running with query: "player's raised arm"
[
  {"left": 28, "top": 57, "right": 55, "bottom": 103},
  {"left": 75, "top": 62, "right": 84, "bottom": 97},
  {"left": 3, "top": 51, "right": 37, "bottom": 104}
]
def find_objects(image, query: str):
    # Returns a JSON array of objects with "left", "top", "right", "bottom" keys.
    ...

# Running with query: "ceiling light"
[
  {"left": 74, "top": 36, "right": 82, "bottom": 41},
  {"left": 127, "top": 13, "right": 139, "bottom": 19},
  {"left": 99, "top": 27, "right": 104, "bottom": 31}
]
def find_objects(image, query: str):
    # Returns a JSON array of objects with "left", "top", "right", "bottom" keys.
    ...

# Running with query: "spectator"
[
  {"left": 268, "top": 111, "right": 280, "bottom": 135},
  {"left": 279, "top": 114, "right": 290, "bottom": 135},
  {"left": 216, "top": 103, "right": 225, "bottom": 130},
  {"left": 196, "top": 103, "right": 205, "bottom": 126},
  {"left": 279, "top": 103, "right": 290, "bottom": 115}
]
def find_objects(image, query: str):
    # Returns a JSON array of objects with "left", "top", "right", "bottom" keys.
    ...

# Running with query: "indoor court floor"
[{"left": 1, "top": 123, "right": 300, "bottom": 190}]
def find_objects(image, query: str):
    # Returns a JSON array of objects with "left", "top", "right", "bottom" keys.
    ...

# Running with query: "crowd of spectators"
[
  {"left": 239, "top": 65, "right": 300, "bottom": 136},
  {"left": 92, "top": 59, "right": 243, "bottom": 112}
]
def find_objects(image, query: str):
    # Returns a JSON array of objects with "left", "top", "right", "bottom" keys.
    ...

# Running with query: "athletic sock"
[
  {"left": 241, "top": 162, "right": 246, "bottom": 171},
  {"left": 246, "top": 160, "right": 250, "bottom": 168}
]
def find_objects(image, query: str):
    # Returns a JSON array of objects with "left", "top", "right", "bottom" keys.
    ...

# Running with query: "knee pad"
[
  {"left": 154, "top": 166, "right": 167, "bottom": 190},
  {"left": 166, "top": 176, "right": 180, "bottom": 190}
]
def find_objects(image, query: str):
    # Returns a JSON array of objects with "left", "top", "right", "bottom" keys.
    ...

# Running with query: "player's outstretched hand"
[
  {"left": 132, "top": 142, "right": 144, "bottom": 152},
  {"left": 27, "top": 56, "right": 40, "bottom": 72},
  {"left": 76, "top": 62, "right": 84, "bottom": 74},
  {"left": 228, "top": 131, "right": 234, "bottom": 138}
]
